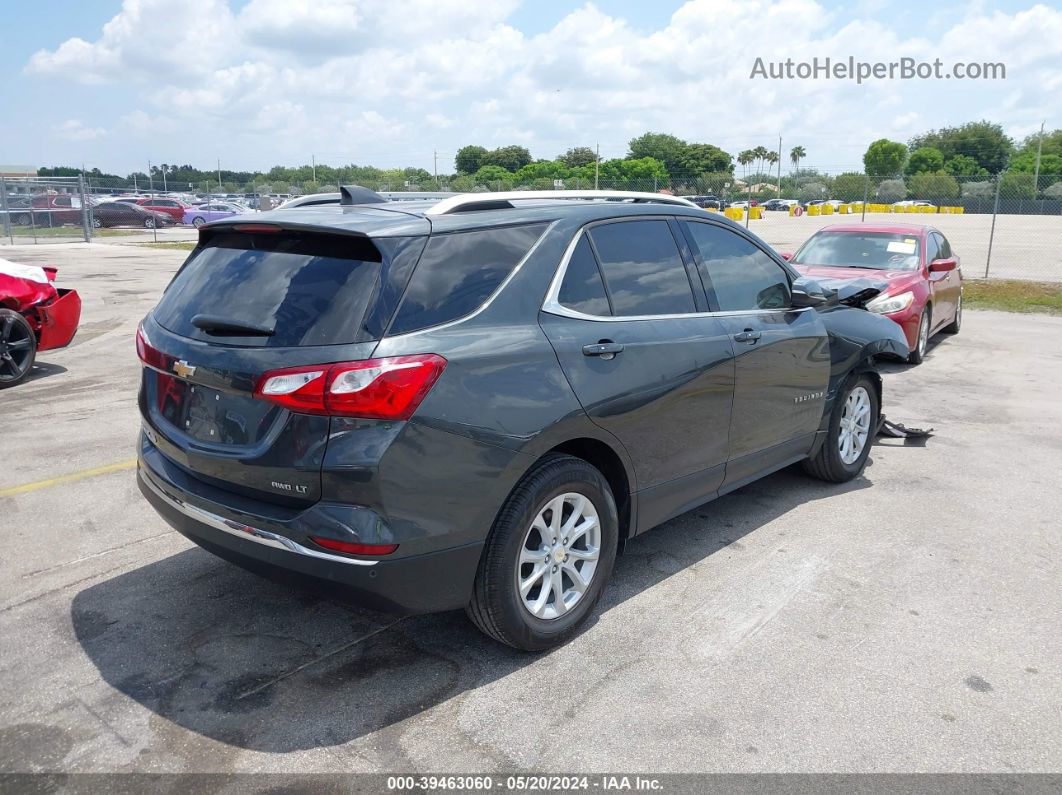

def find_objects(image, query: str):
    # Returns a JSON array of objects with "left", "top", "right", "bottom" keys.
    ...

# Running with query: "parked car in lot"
[
  {"left": 135, "top": 197, "right": 193, "bottom": 223},
  {"left": 91, "top": 202, "right": 175, "bottom": 229},
  {"left": 183, "top": 201, "right": 247, "bottom": 227},
  {"left": 0, "top": 258, "right": 81, "bottom": 387},
  {"left": 682, "top": 195, "right": 722, "bottom": 209},
  {"left": 135, "top": 188, "right": 907, "bottom": 650},
  {"left": 762, "top": 198, "right": 798, "bottom": 211},
  {"left": 783, "top": 223, "right": 962, "bottom": 364},
  {"left": 892, "top": 200, "right": 936, "bottom": 209},
  {"left": 0, "top": 194, "right": 85, "bottom": 227}
]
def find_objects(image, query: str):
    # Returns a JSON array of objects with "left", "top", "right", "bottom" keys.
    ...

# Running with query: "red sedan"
[
  {"left": 135, "top": 197, "right": 192, "bottom": 223},
  {"left": 783, "top": 223, "right": 963, "bottom": 364}
]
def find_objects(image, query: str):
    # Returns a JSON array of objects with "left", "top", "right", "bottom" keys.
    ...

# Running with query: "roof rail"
[{"left": 424, "top": 190, "right": 699, "bottom": 216}]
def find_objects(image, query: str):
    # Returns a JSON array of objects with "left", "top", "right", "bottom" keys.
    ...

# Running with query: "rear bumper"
[{"left": 138, "top": 457, "right": 483, "bottom": 615}]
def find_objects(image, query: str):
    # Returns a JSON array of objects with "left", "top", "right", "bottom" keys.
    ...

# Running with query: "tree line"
[{"left": 36, "top": 121, "right": 1061, "bottom": 200}]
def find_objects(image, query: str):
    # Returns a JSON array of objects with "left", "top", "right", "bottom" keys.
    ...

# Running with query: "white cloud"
[
  {"left": 55, "top": 119, "right": 106, "bottom": 141},
  {"left": 19, "top": 0, "right": 1062, "bottom": 172}
]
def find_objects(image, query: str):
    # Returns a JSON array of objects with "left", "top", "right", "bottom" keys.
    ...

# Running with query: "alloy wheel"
[
  {"left": 838, "top": 386, "right": 872, "bottom": 465},
  {"left": 516, "top": 492, "right": 601, "bottom": 620},
  {"left": 917, "top": 311, "right": 929, "bottom": 358},
  {"left": 0, "top": 314, "right": 34, "bottom": 383}
]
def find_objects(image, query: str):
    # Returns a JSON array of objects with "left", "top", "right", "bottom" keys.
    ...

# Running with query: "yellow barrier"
[
  {"left": 822, "top": 204, "right": 834, "bottom": 215},
  {"left": 837, "top": 204, "right": 851, "bottom": 214},
  {"left": 724, "top": 207, "right": 743, "bottom": 221},
  {"left": 789, "top": 205, "right": 798, "bottom": 216},
  {"left": 807, "top": 205, "right": 820, "bottom": 216},
  {"left": 748, "top": 207, "right": 763, "bottom": 220}
]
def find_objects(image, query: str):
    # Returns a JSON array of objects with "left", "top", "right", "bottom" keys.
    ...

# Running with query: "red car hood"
[{"left": 793, "top": 263, "right": 921, "bottom": 292}]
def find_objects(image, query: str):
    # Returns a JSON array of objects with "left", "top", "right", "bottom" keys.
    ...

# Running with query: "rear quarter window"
[{"left": 387, "top": 223, "right": 547, "bottom": 335}]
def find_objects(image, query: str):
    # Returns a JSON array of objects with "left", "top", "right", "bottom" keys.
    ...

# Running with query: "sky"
[{"left": 1, "top": 0, "right": 1058, "bottom": 176}]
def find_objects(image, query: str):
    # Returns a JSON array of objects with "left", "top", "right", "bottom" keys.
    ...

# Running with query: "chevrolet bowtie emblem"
[{"left": 173, "top": 360, "right": 196, "bottom": 379}]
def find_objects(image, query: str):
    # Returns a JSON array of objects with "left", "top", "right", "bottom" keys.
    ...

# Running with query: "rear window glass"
[
  {"left": 153, "top": 233, "right": 384, "bottom": 347},
  {"left": 588, "top": 220, "right": 696, "bottom": 316},
  {"left": 558, "top": 235, "right": 611, "bottom": 316},
  {"left": 387, "top": 223, "right": 547, "bottom": 335}
]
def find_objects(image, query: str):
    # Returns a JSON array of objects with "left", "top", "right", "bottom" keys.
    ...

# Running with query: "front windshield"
[{"left": 792, "top": 231, "right": 921, "bottom": 270}]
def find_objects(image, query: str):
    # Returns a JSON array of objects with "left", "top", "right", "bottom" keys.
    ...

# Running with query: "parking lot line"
[{"left": 0, "top": 457, "right": 137, "bottom": 498}]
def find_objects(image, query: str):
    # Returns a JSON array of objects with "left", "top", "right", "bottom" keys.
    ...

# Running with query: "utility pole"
[
  {"left": 1033, "top": 120, "right": 1045, "bottom": 198},
  {"left": 776, "top": 135, "right": 782, "bottom": 198},
  {"left": 434, "top": 149, "right": 439, "bottom": 188},
  {"left": 148, "top": 161, "right": 153, "bottom": 193},
  {"left": 217, "top": 158, "right": 222, "bottom": 193},
  {"left": 594, "top": 143, "right": 600, "bottom": 190},
  {"left": 312, "top": 154, "right": 317, "bottom": 184},
  {"left": 162, "top": 165, "right": 167, "bottom": 194}
]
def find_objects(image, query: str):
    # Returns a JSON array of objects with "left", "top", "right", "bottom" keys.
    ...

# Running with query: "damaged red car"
[{"left": 0, "top": 258, "right": 81, "bottom": 387}]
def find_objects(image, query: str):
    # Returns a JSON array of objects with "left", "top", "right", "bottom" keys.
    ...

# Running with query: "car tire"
[
  {"left": 942, "top": 292, "right": 962, "bottom": 334},
  {"left": 91, "top": 217, "right": 103, "bottom": 229},
  {"left": 466, "top": 454, "right": 619, "bottom": 651},
  {"left": 802, "top": 373, "right": 879, "bottom": 483},
  {"left": 192, "top": 217, "right": 205, "bottom": 228},
  {"left": 144, "top": 217, "right": 156, "bottom": 229},
  {"left": 908, "top": 306, "right": 930, "bottom": 364},
  {"left": 15, "top": 213, "right": 32, "bottom": 226},
  {"left": 0, "top": 309, "right": 38, "bottom": 389}
]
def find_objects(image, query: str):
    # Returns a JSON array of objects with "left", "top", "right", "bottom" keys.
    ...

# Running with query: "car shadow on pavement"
[
  {"left": 22, "top": 361, "right": 68, "bottom": 384},
  {"left": 71, "top": 466, "right": 871, "bottom": 753}
]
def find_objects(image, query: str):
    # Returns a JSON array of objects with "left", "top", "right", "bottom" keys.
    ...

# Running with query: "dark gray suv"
[{"left": 136, "top": 188, "right": 907, "bottom": 650}]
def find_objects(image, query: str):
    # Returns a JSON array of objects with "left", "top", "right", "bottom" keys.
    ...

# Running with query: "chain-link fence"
[
  {"left": 0, "top": 176, "right": 92, "bottom": 244},
  {"left": 4, "top": 170, "right": 1059, "bottom": 282}
]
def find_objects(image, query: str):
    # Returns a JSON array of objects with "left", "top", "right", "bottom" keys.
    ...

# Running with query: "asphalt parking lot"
[{"left": 1, "top": 243, "right": 1060, "bottom": 774}]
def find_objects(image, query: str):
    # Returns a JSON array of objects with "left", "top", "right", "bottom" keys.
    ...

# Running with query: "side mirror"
[
  {"left": 929, "top": 257, "right": 957, "bottom": 272},
  {"left": 791, "top": 277, "right": 829, "bottom": 308},
  {"left": 780, "top": 252, "right": 794, "bottom": 261}
]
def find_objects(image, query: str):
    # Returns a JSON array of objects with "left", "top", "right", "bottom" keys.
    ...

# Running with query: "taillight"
[
  {"left": 309, "top": 537, "right": 399, "bottom": 556},
  {"left": 253, "top": 354, "right": 446, "bottom": 420},
  {"left": 136, "top": 323, "right": 169, "bottom": 370}
]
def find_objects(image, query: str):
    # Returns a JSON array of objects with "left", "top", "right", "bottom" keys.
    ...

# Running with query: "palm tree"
[
  {"left": 737, "top": 150, "right": 754, "bottom": 179},
  {"left": 751, "top": 146, "right": 770, "bottom": 176},
  {"left": 790, "top": 146, "right": 806, "bottom": 173}
]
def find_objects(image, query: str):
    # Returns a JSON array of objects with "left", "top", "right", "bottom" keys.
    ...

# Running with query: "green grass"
[
  {"left": 134, "top": 242, "right": 197, "bottom": 251},
  {"left": 7, "top": 226, "right": 137, "bottom": 238},
  {"left": 965, "top": 279, "right": 1062, "bottom": 316}
]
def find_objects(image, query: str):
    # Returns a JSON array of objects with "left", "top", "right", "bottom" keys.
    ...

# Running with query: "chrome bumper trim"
[{"left": 139, "top": 462, "right": 377, "bottom": 567}]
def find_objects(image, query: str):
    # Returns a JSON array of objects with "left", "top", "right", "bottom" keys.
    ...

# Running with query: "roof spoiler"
[{"left": 339, "top": 185, "right": 387, "bottom": 206}]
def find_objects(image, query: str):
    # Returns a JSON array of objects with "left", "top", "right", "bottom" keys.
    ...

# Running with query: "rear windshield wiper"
[{"left": 191, "top": 314, "right": 275, "bottom": 336}]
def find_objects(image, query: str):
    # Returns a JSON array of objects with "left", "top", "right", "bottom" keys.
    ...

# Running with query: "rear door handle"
[
  {"left": 582, "top": 342, "right": 624, "bottom": 358},
  {"left": 733, "top": 329, "right": 761, "bottom": 344}
]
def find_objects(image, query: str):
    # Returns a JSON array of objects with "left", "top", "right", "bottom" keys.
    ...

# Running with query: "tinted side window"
[
  {"left": 588, "top": 220, "right": 695, "bottom": 316},
  {"left": 388, "top": 223, "right": 547, "bottom": 335},
  {"left": 937, "top": 233, "right": 952, "bottom": 258},
  {"left": 558, "top": 235, "right": 611, "bottom": 316},
  {"left": 685, "top": 222, "right": 790, "bottom": 311},
  {"left": 925, "top": 234, "right": 940, "bottom": 262}
]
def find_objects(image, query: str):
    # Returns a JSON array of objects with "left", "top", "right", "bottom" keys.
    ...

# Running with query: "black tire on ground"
[
  {"left": 16, "top": 213, "right": 32, "bottom": 226},
  {"left": 192, "top": 217, "right": 205, "bottom": 227},
  {"left": 941, "top": 292, "right": 962, "bottom": 334},
  {"left": 91, "top": 217, "right": 103, "bottom": 228},
  {"left": 144, "top": 217, "right": 156, "bottom": 228},
  {"left": 0, "top": 309, "right": 38, "bottom": 389},
  {"left": 802, "top": 373, "right": 879, "bottom": 483},
  {"left": 908, "top": 306, "right": 930, "bottom": 365},
  {"left": 466, "top": 454, "right": 619, "bottom": 651}
]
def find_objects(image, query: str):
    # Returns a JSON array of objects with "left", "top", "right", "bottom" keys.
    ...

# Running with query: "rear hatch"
[{"left": 139, "top": 224, "right": 425, "bottom": 506}]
